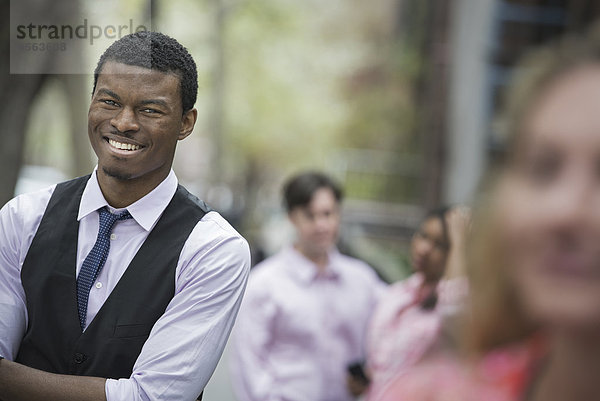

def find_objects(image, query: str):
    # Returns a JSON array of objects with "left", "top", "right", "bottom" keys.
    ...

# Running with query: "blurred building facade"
[
  {"left": 447, "top": 0, "right": 600, "bottom": 204},
  {"left": 338, "top": 0, "right": 600, "bottom": 281}
]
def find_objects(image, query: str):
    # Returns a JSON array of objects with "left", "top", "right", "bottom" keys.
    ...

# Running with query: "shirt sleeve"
[
  {"left": 0, "top": 188, "right": 52, "bottom": 360},
  {"left": 105, "top": 216, "right": 251, "bottom": 401},
  {"left": 229, "top": 271, "right": 280, "bottom": 401}
]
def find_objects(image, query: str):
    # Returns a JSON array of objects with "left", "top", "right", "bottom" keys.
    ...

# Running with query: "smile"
[{"left": 108, "top": 138, "right": 142, "bottom": 151}]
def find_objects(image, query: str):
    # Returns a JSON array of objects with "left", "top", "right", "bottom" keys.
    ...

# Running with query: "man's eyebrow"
[
  {"left": 96, "top": 88, "right": 121, "bottom": 101},
  {"left": 140, "top": 99, "right": 169, "bottom": 108}
]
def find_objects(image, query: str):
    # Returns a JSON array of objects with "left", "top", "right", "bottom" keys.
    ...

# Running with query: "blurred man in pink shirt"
[{"left": 230, "top": 171, "right": 386, "bottom": 401}]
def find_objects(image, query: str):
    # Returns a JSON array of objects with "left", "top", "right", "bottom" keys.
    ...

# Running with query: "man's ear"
[
  {"left": 179, "top": 108, "right": 198, "bottom": 140},
  {"left": 288, "top": 209, "right": 300, "bottom": 227}
]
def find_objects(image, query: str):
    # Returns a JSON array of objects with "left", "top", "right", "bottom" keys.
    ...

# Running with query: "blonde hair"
[
  {"left": 465, "top": 27, "right": 600, "bottom": 355},
  {"left": 464, "top": 181, "right": 536, "bottom": 354},
  {"left": 498, "top": 27, "right": 600, "bottom": 161}
]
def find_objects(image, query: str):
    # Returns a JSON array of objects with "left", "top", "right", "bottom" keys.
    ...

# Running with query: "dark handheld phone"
[{"left": 347, "top": 361, "right": 370, "bottom": 386}]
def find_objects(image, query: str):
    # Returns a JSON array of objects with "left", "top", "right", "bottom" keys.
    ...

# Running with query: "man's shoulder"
[
  {"left": 246, "top": 249, "right": 291, "bottom": 282},
  {"left": 333, "top": 252, "right": 388, "bottom": 294},
  {"left": 177, "top": 210, "right": 250, "bottom": 286},
  {"left": 334, "top": 251, "right": 377, "bottom": 275},
  {"left": 196, "top": 211, "right": 245, "bottom": 241},
  {"left": 175, "top": 184, "right": 211, "bottom": 214},
  {"left": 183, "top": 210, "right": 250, "bottom": 263},
  {"left": 2, "top": 183, "right": 57, "bottom": 217},
  {"left": 241, "top": 251, "right": 295, "bottom": 302},
  {"left": 250, "top": 249, "right": 287, "bottom": 273},
  {"left": 0, "top": 184, "right": 58, "bottom": 254},
  {"left": 334, "top": 251, "right": 367, "bottom": 265}
]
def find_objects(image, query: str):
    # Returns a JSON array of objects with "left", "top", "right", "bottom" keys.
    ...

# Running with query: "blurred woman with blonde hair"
[{"left": 379, "top": 27, "right": 600, "bottom": 401}]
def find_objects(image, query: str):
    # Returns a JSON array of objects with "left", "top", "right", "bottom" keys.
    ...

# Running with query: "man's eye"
[
  {"left": 142, "top": 108, "right": 159, "bottom": 114},
  {"left": 102, "top": 99, "right": 118, "bottom": 106},
  {"left": 303, "top": 211, "right": 314, "bottom": 220}
]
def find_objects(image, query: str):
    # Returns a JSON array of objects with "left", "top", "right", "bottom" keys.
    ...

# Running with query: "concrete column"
[{"left": 443, "top": 0, "right": 496, "bottom": 204}]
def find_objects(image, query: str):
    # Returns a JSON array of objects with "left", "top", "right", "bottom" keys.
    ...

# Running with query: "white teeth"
[{"left": 108, "top": 139, "right": 140, "bottom": 151}]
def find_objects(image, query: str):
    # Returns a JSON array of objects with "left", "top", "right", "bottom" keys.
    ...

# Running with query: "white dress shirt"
[{"left": 0, "top": 169, "right": 251, "bottom": 401}]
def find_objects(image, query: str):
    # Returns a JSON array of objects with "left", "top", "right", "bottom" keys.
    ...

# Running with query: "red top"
[{"left": 377, "top": 335, "right": 547, "bottom": 401}]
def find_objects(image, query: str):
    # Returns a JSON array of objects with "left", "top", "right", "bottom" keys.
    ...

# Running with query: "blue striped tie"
[{"left": 77, "top": 207, "right": 132, "bottom": 330}]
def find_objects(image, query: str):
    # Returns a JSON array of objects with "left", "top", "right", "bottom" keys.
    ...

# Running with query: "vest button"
[{"left": 74, "top": 353, "right": 86, "bottom": 364}]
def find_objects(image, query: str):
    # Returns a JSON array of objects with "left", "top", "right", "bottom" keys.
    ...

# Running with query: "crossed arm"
[{"left": 0, "top": 360, "right": 107, "bottom": 401}]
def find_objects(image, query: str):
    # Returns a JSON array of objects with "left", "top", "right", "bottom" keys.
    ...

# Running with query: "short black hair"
[
  {"left": 283, "top": 171, "right": 343, "bottom": 212},
  {"left": 92, "top": 31, "right": 198, "bottom": 113}
]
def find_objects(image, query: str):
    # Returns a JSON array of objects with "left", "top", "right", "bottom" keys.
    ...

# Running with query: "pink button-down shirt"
[
  {"left": 366, "top": 273, "right": 467, "bottom": 400},
  {"left": 230, "top": 246, "right": 386, "bottom": 401}
]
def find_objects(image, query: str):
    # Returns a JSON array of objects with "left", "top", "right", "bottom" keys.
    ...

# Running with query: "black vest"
[{"left": 16, "top": 175, "right": 209, "bottom": 379}]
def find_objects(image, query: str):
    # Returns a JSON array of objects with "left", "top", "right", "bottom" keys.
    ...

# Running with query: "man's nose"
[{"left": 110, "top": 107, "right": 139, "bottom": 133}]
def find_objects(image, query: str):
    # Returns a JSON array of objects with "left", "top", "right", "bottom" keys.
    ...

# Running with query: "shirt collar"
[
  {"left": 283, "top": 246, "right": 342, "bottom": 284},
  {"left": 78, "top": 167, "right": 178, "bottom": 231}
]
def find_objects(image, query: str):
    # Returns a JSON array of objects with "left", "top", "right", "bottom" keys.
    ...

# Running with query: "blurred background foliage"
[
  {"left": 5, "top": 0, "right": 599, "bottom": 284},
  {"left": 4, "top": 0, "right": 429, "bottom": 282}
]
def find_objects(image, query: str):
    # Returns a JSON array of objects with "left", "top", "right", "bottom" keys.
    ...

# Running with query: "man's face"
[
  {"left": 88, "top": 61, "right": 196, "bottom": 187},
  {"left": 289, "top": 187, "right": 341, "bottom": 257}
]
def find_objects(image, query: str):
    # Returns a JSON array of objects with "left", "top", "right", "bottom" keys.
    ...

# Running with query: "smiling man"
[{"left": 0, "top": 32, "right": 250, "bottom": 401}]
